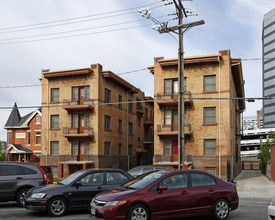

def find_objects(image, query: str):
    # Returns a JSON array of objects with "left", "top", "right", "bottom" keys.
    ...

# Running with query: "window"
[
  {"left": 35, "top": 131, "right": 41, "bottom": 145},
  {"left": 51, "top": 115, "right": 59, "bottom": 129},
  {"left": 165, "top": 111, "right": 172, "bottom": 125},
  {"left": 191, "top": 173, "right": 216, "bottom": 187},
  {"left": 27, "top": 132, "right": 31, "bottom": 145},
  {"left": 85, "top": 114, "right": 90, "bottom": 127},
  {"left": 106, "top": 172, "right": 129, "bottom": 185},
  {"left": 105, "top": 89, "right": 111, "bottom": 103},
  {"left": 204, "top": 75, "right": 216, "bottom": 92},
  {"left": 105, "top": 115, "right": 111, "bottom": 130},
  {"left": 72, "top": 142, "right": 78, "bottom": 155},
  {"left": 118, "top": 143, "right": 122, "bottom": 156},
  {"left": 128, "top": 100, "right": 133, "bottom": 113},
  {"left": 206, "top": 167, "right": 216, "bottom": 176},
  {"left": 7, "top": 132, "right": 11, "bottom": 145},
  {"left": 204, "top": 107, "right": 216, "bottom": 124},
  {"left": 72, "top": 86, "right": 90, "bottom": 101},
  {"left": 164, "top": 79, "right": 181, "bottom": 95},
  {"left": 118, "top": 119, "right": 122, "bottom": 133},
  {"left": 204, "top": 139, "right": 216, "bottom": 155},
  {"left": 84, "top": 141, "right": 90, "bottom": 155},
  {"left": 80, "top": 172, "right": 103, "bottom": 185},
  {"left": 36, "top": 115, "right": 41, "bottom": 124},
  {"left": 159, "top": 173, "right": 188, "bottom": 190},
  {"left": 128, "top": 122, "right": 133, "bottom": 135},
  {"left": 164, "top": 140, "right": 172, "bottom": 156},
  {"left": 104, "top": 142, "right": 111, "bottom": 156},
  {"left": 118, "top": 95, "right": 122, "bottom": 109},
  {"left": 51, "top": 88, "right": 59, "bottom": 102},
  {"left": 51, "top": 141, "right": 59, "bottom": 155},
  {"left": 128, "top": 145, "right": 133, "bottom": 156}
]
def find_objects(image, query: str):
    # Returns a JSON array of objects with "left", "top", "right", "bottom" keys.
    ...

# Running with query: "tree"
[
  {"left": 258, "top": 133, "right": 274, "bottom": 174},
  {"left": 0, "top": 145, "right": 6, "bottom": 161}
]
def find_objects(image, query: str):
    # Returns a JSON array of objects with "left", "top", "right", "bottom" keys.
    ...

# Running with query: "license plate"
[{"left": 91, "top": 208, "right": 96, "bottom": 215}]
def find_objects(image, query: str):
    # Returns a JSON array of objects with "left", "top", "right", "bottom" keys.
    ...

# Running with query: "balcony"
[
  {"left": 63, "top": 127, "right": 94, "bottom": 139},
  {"left": 136, "top": 147, "right": 148, "bottom": 153},
  {"left": 143, "top": 136, "right": 154, "bottom": 144},
  {"left": 136, "top": 104, "right": 145, "bottom": 115},
  {"left": 144, "top": 117, "right": 154, "bottom": 126},
  {"left": 156, "top": 124, "right": 192, "bottom": 137},
  {"left": 63, "top": 99, "right": 94, "bottom": 113},
  {"left": 155, "top": 92, "right": 192, "bottom": 107}
]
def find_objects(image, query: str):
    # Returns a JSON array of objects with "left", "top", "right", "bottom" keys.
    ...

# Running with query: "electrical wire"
[
  {"left": 0, "top": 96, "right": 271, "bottom": 110},
  {"left": 0, "top": 1, "right": 164, "bottom": 32}
]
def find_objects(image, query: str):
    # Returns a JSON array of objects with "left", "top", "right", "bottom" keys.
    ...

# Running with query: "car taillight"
[{"left": 36, "top": 165, "right": 48, "bottom": 184}]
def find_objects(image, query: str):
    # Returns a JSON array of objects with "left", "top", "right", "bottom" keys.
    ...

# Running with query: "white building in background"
[{"left": 243, "top": 116, "right": 258, "bottom": 130}]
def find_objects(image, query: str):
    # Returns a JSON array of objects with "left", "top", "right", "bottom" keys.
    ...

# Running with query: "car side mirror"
[
  {"left": 74, "top": 181, "right": 82, "bottom": 188},
  {"left": 157, "top": 185, "right": 168, "bottom": 193}
]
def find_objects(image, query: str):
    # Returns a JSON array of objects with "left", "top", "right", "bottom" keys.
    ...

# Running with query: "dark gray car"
[
  {"left": 128, "top": 165, "right": 174, "bottom": 177},
  {"left": 0, "top": 161, "right": 47, "bottom": 206}
]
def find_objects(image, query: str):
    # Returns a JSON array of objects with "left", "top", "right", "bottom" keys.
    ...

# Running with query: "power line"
[
  {"left": 0, "top": 24, "right": 152, "bottom": 45},
  {"left": 0, "top": 68, "right": 149, "bottom": 89},
  {"left": 0, "top": 15, "right": 170, "bottom": 42},
  {"left": 0, "top": 1, "right": 164, "bottom": 32},
  {"left": 0, "top": 96, "right": 271, "bottom": 110}
]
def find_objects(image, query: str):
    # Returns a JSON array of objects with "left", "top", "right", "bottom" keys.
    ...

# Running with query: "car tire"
[
  {"left": 16, "top": 188, "right": 29, "bottom": 207},
  {"left": 127, "top": 204, "right": 150, "bottom": 220},
  {"left": 47, "top": 197, "right": 67, "bottom": 217},
  {"left": 213, "top": 198, "right": 230, "bottom": 220}
]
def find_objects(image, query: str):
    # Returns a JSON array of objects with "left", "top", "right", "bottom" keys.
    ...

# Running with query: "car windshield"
[
  {"left": 122, "top": 171, "right": 166, "bottom": 190},
  {"left": 60, "top": 171, "right": 85, "bottom": 185}
]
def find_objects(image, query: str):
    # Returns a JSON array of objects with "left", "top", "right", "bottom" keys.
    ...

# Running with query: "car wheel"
[
  {"left": 47, "top": 197, "right": 67, "bottom": 217},
  {"left": 16, "top": 188, "right": 29, "bottom": 207},
  {"left": 213, "top": 198, "right": 230, "bottom": 220},
  {"left": 127, "top": 204, "right": 150, "bottom": 220}
]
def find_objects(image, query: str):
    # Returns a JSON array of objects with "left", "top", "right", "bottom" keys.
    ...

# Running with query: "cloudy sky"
[{"left": 0, "top": 0, "right": 274, "bottom": 141}]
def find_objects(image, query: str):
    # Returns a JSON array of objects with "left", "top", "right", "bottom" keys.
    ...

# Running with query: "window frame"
[
  {"left": 51, "top": 141, "right": 59, "bottom": 155},
  {"left": 105, "top": 88, "right": 111, "bottom": 103},
  {"left": 104, "top": 115, "right": 111, "bottom": 131},
  {"left": 203, "top": 75, "right": 216, "bottom": 92},
  {"left": 104, "top": 142, "right": 111, "bottom": 156},
  {"left": 203, "top": 107, "right": 216, "bottom": 125},
  {"left": 51, "top": 88, "right": 59, "bottom": 103},
  {"left": 51, "top": 115, "right": 59, "bottom": 129},
  {"left": 204, "top": 139, "right": 216, "bottom": 155}
]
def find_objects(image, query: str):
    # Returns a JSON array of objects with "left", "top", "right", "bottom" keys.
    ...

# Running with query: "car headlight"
[
  {"left": 31, "top": 193, "right": 46, "bottom": 199},
  {"left": 104, "top": 200, "right": 127, "bottom": 207}
]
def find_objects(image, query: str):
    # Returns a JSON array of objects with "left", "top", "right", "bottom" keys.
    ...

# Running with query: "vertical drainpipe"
[
  {"left": 218, "top": 56, "right": 221, "bottom": 178},
  {"left": 46, "top": 78, "right": 49, "bottom": 166}
]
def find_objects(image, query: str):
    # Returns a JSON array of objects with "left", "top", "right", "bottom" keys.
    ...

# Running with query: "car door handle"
[
  {"left": 16, "top": 177, "right": 23, "bottom": 180},
  {"left": 181, "top": 191, "right": 189, "bottom": 195},
  {"left": 208, "top": 188, "right": 215, "bottom": 192}
]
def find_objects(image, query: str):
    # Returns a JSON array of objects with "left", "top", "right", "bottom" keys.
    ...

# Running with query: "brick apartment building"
[
  {"left": 148, "top": 49, "right": 245, "bottom": 181},
  {"left": 4, "top": 103, "right": 42, "bottom": 162},
  {"left": 40, "top": 64, "right": 154, "bottom": 177}
]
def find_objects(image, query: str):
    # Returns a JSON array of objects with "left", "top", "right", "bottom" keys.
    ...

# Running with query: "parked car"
[
  {"left": 90, "top": 169, "right": 239, "bottom": 220},
  {"left": 0, "top": 161, "right": 48, "bottom": 206},
  {"left": 268, "top": 196, "right": 275, "bottom": 219},
  {"left": 40, "top": 166, "right": 53, "bottom": 184},
  {"left": 128, "top": 165, "right": 173, "bottom": 177},
  {"left": 24, "top": 168, "right": 133, "bottom": 217}
]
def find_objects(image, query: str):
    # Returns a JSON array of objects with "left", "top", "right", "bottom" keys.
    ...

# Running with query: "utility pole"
[
  {"left": 158, "top": 1, "right": 204, "bottom": 169},
  {"left": 139, "top": 0, "right": 204, "bottom": 169}
]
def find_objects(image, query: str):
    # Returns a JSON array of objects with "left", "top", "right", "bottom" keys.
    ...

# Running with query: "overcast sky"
[{"left": 0, "top": 0, "right": 274, "bottom": 141}]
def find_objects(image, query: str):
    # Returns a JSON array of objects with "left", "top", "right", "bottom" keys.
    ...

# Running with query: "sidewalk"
[{"left": 234, "top": 170, "right": 275, "bottom": 200}]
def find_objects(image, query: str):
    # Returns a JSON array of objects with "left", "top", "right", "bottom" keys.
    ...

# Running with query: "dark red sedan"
[{"left": 89, "top": 169, "right": 238, "bottom": 220}]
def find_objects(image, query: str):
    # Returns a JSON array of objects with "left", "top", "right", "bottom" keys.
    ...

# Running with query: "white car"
[{"left": 268, "top": 197, "right": 275, "bottom": 220}]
